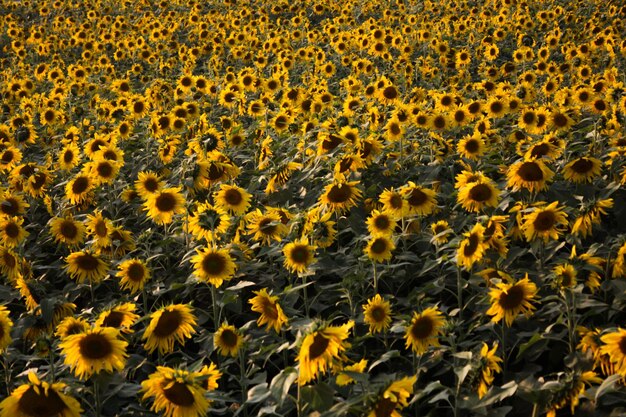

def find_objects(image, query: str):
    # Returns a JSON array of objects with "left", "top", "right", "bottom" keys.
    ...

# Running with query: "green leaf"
[
  {"left": 594, "top": 374, "right": 622, "bottom": 401},
  {"left": 473, "top": 381, "right": 517, "bottom": 409},
  {"left": 301, "top": 382, "right": 335, "bottom": 412},
  {"left": 516, "top": 333, "right": 543, "bottom": 360},
  {"left": 368, "top": 350, "right": 400, "bottom": 372},
  {"left": 247, "top": 383, "right": 271, "bottom": 404},
  {"left": 269, "top": 367, "right": 297, "bottom": 406}
]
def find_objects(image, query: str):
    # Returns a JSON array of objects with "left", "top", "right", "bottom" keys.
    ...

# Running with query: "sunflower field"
[{"left": 1, "top": 0, "right": 626, "bottom": 416}]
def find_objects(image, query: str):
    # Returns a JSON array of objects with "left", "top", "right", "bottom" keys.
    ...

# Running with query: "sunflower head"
[{"left": 214, "top": 323, "right": 243, "bottom": 357}]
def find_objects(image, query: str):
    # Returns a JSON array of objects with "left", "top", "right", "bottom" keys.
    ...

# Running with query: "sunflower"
[
  {"left": 49, "top": 215, "right": 86, "bottom": 246},
  {"left": 297, "top": 321, "right": 353, "bottom": 385},
  {"left": 116, "top": 259, "right": 151, "bottom": 294},
  {"left": 474, "top": 342, "right": 503, "bottom": 399},
  {"left": 303, "top": 208, "right": 337, "bottom": 249},
  {"left": 563, "top": 157, "right": 602, "bottom": 183},
  {"left": 144, "top": 187, "right": 186, "bottom": 225},
  {"left": 59, "top": 326, "right": 128, "bottom": 379},
  {"left": 214, "top": 323, "right": 244, "bottom": 357},
  {"left": 486, "top": 275, "right": 538, "bottom": 326},
  {"left": 186, "top": 203, "right": 231, "bottom": 242},
  {"left": 55, "top": 316, "right": 89, "bottom": 339},
  {"left": 553, "top": 263, "right": 577, "bottom": 289},
  {"left": 196, "top": 363, "right": 222, "bottom": 391},
  {"left": 190, "top": 246, "right": 237, "bottom": 287},
  {"left": 366, "top": 210, "right": 397, "bottom": 236},
  {"left": 0, "top": 216, "right": 28, "bottom": 248},
  {"left": 0, "top": 372, "right": 82, "bottom": 417},
  {"left": 379, "top": 188, "right": 407, "bottom": 218},
  {"left": 85, "top": 210, "right": 113, "bottom": 248},
  {"left": 141, "top": 366, "right": 210, "bottom": 417},
  {"left": 143, "top": 304, "right": 197, "bottom": 355},
  {"left": 544, "top": 371, "right": 602, "bottom": 417},
  {"left": 457, "top": 134, "right": 486, "bottom": 160},
  {"left": 65, "top": 250, "right": 109, "bottom": 284},
  {"left": 400, "top": 182, "right": 437, "bottom": 216},
  {"left": 0, "top": 191, "right": 28, "bottom": 217},
  {"left": 94, "top": 302, "right": 139, "bottom": 334},
  {"left": 0, "top": 305, "right": 13, "bottom": 352},
  {"left": 367, "top": 375, "right": 417, "bottom": 417},
  {"left": 320, "top": 180, "right": 362, "bottom": 213},
  {"left": 283, "top": 238, "right": 317, "bottom": 274},
  {"left": 521, "top": 201, "right": 568, "bottom": 242},
  {"left": 600, "top": 328, "right": 626, "bottom": 376},
  {"left": 135, "top": 171, "right": 164, "bottom": 198},
  {"left": 248, "top": 288, "right": 288, "bottom": 332},
  {"left": 214, "top": 184, "right": 251, "bottom": 215},
  {"left": 456, "top": 223, "right": 488, "bottom": 270},
  {"left": 65, "top": 174, "right": 94, "bottom": 205},
  {"left": 457, "top": 179, "right": 500, "bottom": 213},
  {"left": 365, "top": 235, "right": 396, "bottom": 263},
  {"left": 336, "top": 359, "right": 368, "bottom": 386},
  {"left": 404, "top": 307, "right": 445, "bottom": 354},
  {"left": 506, "top": 160, "right": 554, "bottom": 193},
  {"left": 246, "top": 209, "right": 288, "bottom": 245},
  {"left": 430, "top": 220, "right": 452, "bottom": 245},
  {"left": 362, "top": 294, "right": 392, "bottom": 334}
]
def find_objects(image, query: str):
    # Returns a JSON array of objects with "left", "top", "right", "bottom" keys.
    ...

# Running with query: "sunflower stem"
[
  {"left": 48, "top": 347, "right": 55, "bottom": 382},
  {"left": 500, "top": 324, "right": 507, "bottom": 381},
  {"left": 94, "top": 378, "right": 102, "bottom": 417},
  {"left": 210, "top": 284, "right": 219, "bottom": 331},
  {"left": 372, "top": 261, "right": 378, "bottom": 294},
  {"left": 302, "top": 275, "right": 310, "bottom": 317},
  {"left": 456, "top": 266, "right": 463, "bottom": 316},
  {"left": 565, "top": 289, "right": 577, "bottom": 354},
  {"left": 240, "top": 351, "right": 248, "bottom": 417}
]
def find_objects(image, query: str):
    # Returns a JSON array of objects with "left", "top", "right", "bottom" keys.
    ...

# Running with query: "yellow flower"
[
  {"left": 320, "top": 180, "right": 362, "bottom": 213},
  {"left": 336, "top": 359, "right": 368, "bottom": 386},
  {"left": 521, "top": 201, "right": 568, "bottom": 242},
  {"left": 506, "top": 160, "right": 554, "bottom": 193},
  {"left": 404, "top": 307, "right": 445, "bottom": 355},
  {"left": 486, "top": 275, "right": 538, "bottom": 326},
  {"left": 144, "top": 187, "right": 186, "bottom": 225},
  {"left": 367, "top": 375, "right": 417, "bottom": 417},
  {"left": 143, "top": 304, "right": 197, "bottom": 355},
  {"left": 400, "top": 182, "right": 437, "bottom": 216},
  {"left": 0, "top": 372, "right": 82, "bottom": 417},
  {"left": 94, "top": 302, "right": 139, "bottom": 334},
  {"left": 214, "top": 323, "right": 243, "bottom": 357},
  {"left": 116, "top": 259, "right": 151, "bottom": 294},
  {"left": 141, "top": 366, "right": 211, "bottom": 417},
  {"left": 562, "top": 157, "right": 602, "bottom": 183},
  {"left": 0, "top": 305, "right": 13, "bottom": 352},
  {"left": 59, "top": 326, "right": 128, "bottom": 380},
  {"left": 55, "top": 316, "right": 89, "bottom": 339},
  {"left": 246, "top": 209, "right": 288, "bottom": 245},
  {"left": 248, "top": 288, "right": 288, "bottom": 332},
  {"left": 65, "top": 250, "right": 109, "bottom": 284},
  {"left": 297, "top": 321, "right": 353, "bottom": 385},
  {"left": 600, "top": 328, "right": 626, "bottom": 376},
  {"left": 185, "top": 203, "right": 231, "bottom": 242},
  {"left": 476, "top": 343, "right": 503, "bottom": 398},
  {"left": 366, "top": 210, "right": 397, "bottom": 236},
  {"left": 365, "top": 235, "right": 396, "bottom": 263},
  {"left": 457, "top": 179, "right": 500, "bottom": 213},
  {"left": 214, "top": 184, "right": 251, "bottom": 215},
  {"left": 191, "top": 246, "right": 237, "bottom": 287},
  {"left": 456, "top": 223, "right": 488, "bottom": 270},
  {"left": 49, "top": 215, "right": 86, "bottom": 246},
  {"left": 362, "top": 294, "right": 392, "bottom": 334},
  {"left": 283, "top": 238, "right": 316, "bottom": 274}
]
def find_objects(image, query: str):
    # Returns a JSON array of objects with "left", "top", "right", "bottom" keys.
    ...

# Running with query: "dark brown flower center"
[
  {"left": 517, "top": 162, "right": 544, "bottom": 181},
  {"left": 258, "top": 217, "right": 277, "bottom": 234},
  {"left": 95, "top": 220, "right": 108, "bottom": 237},
  {"left": 76, "top": 253, "right": 99, "bottom": 271},
  {"left": 127, "top": 263, "right": 145, "bottom": 282},
  {"left": 374, "top": 215, "right": 390, "bottom": 230},
  {"left": 389, "top": 194, "right": 403, "bottom": 209},
  {"left": 618, "top": 336, "right": 626, "bottom": 355},
  {"left": 370, "top": 306, "right": 386, "bottom": 322},
  {"left": 464, "top": 233, "right": 480, "bottom": 256},
  {"left": 153, "top": 309, "right": 182, "bottom": 337},
  {"left": 407, "top": 188, "right": 428, "bottom": 207},
  {"left": 464, "top": 139, "right": 480, "bottom": 154},
  {"left": 78, "top": 333, "right": 113, "bottom": 359},
  {"left": 571, "top": 158, "right": 593, "bottom": 174},
  {"left": 533, "top": 211, "right": 556, "bottom": 232},
  {"left": 18, "top": 385, "right": 67, "bottom": 417},
  {"left": 60, "top": 220, "right": 78, "bottom": 239},
  {"left": 309, "top": 333, "right": 330, "bottom": 360},
  {"left": 370, "top": 238, "right": 388, "bottom": 254},
  {"left": 327, "top": 184, "right": 352, "bottom": 203},
  {"left": 261, "top": 300, "right": 279, "bottom": 320},
  {"left": 201, "top": 253, "right": 226, "bottom": 275},
  {"left": 1, "top": 198, "right": 19, "bottom": 215},
  {"left": 468, "top": 184, "right": 492, "bottom": 202},
  {"left": 163, "top": 381, "right": 195, "bottom": 406},
  {"left": 101, "top": 311, "right": 125, "bottom": 328},
  {"left": 63, "top": 150, "right": 74, "bottom": 164},
  {"left": 382, "top": 86, "right": 398, "bottom": 100},
  {"left": 97, "top": 162, "right": 113, "bottom": 178},
  {"left": 144, "top": 177, "right": 159, "bottom": 192},
  {"left": 411, "top": 315, "right": 434, "bottom": 339},
  {"left": 5, "top": 222, "right": 19, "bottom": 238},
  {"left": 155, "top": 193, "right": 177, "bottom": 212},
  {"left": 498, "top": 285, "right": 525, "bottom": 310},
  {"left": 223, "top": 189, "right": 243, "bottom": 206},
  {"left": 72, "top": 177, "right": 90, "bottom": 194},
  {"left": 290, "top": 245, "right": 310, "bottom": 264},
  {"left": 219, "top": 328, "right": 239, "bottom": 348},
  {"left": 374, "top": 397, "right": 397, "bottom": 417}
]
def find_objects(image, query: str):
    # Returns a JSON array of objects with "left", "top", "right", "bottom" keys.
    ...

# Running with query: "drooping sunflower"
[
  {"left": 248, "top": 288, "right": 288, "bottom": 333},
  {"left": 186, "top": 203, "right": 231, "bottom": 242},
  {"left": 366, "top": 209, "right": 398, "bottom": 236},
  {"left": 190, "top": 246, "right": 237, "bottom": 287},
  {"left": 246, "top": 209, "right": 289, "bottom": 245},
  {"left": 213, "top": 184, "right": 251, "bottom": 216},
  {"left": 116, "top": 258, "right": 151, "bottom": 294},
  {"left": 49, "top": 215, "right": 86, "bottom": 246},
  {"left": 456, "top": 223, "right": 488, "bottom": 270},
  {"left": 562, "top": 157, "right": 602, "bottom": 183},
  {"left": 65, "top": 250, "right": 109, "bottom": 284},
  {"left": 214, "top": 323, "right": 244, "bottom": 357},
  {"left": 474, "top": 342, "right": 503, "bottom": 399},
  {"left": 362, "top": 294, "right": 392, "bottom": 334},
  {"left": 0, "top": 305, "right": 13, "bottom": 352},
  {"left": 297, "top": 321, "right": 354, "bottom": 385},
  {"left": 552, "top": 263, "right": 577, "bottom": 289},
  {"left": 506, "top": 159, "right": 554, "bottom": 193},
  {"left": 521, "top": 201, "right": 568, "bottom": 242},
  {"left": 400, "top": 182, "right": 437, "bottom": 216},
  {"left": 196, "top": 362, "right": 222, "bottom": 391},
  {"left": 404, "top": 307, "right": 445, "bottom": 355},
  {"left": 544, "top": 371, "right": 602, "bottom": 417},
  {"left": 0, "top": 372, "right": 82, "bottom": 417},
  {"left": 320, "top": 179, "right": 362, "bottom": 213},
  {"left": 486, "top": 275, "right": 538, "bottom": 326},
  {"left": 365, "top": 235, "right": 396, "bottom": 263},
  {"left": 430, "top": 220, "right": 452, "bottom": 245},
  {"left": 599, "top": 328, "right": 626, "bottom": 376},
  {"left": 143, "top": 304, "right": 197, "bottom": 355},
  {"left": 94, "top": 302, "right": 139, "bottom": 334},
  {"left": 457, "top": 179, "right": 500, "bottom": 213},
  {"left": 367, "top": 375, "right": 417, "bottom": 417},
  {"left": 55, "top": 316, "right": 89, "bottom": 339},
  {"left": 141, "top": 366, "right": 210, "bottom": 417},
  {"left": 303, "top": 208, "right": 337, "bottom": 249},
  {"left": 59, "top": 326, "right": 128, "bottom": 380},
  {"left": 283, "top": 237, "right": 317, "bottom": 274},
  {"left": 144, "top": 187, "right": 186, "bottom": 225},
  {"left": 336, "top": 359, "right": 368, "bottom": 386}
]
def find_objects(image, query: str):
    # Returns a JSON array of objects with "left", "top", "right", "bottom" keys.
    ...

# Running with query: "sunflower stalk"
[
  {"left": 372, "top": 261, "right": 378, "bottom": 294},
  {"left": 239, "top": 351, "right": 248, "bottom": 417}
]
